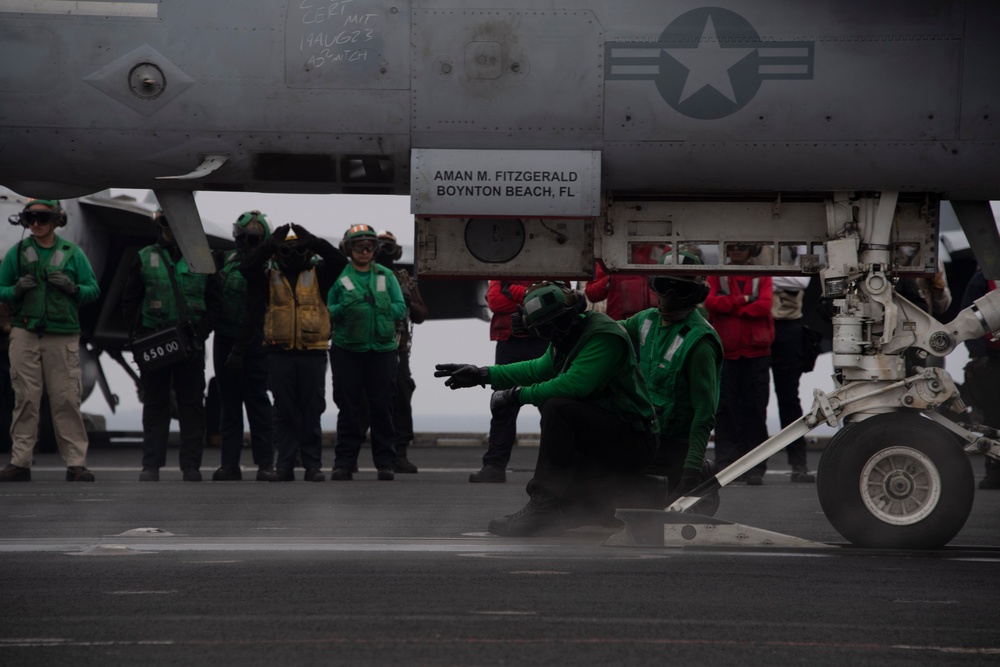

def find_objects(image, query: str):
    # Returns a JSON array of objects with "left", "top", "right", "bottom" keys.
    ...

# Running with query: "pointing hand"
[{"left": 434, "top": 363, "right": 489, "bottom": 389}]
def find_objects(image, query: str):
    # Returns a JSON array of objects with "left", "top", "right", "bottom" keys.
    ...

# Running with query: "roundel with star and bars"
[{"left": 606, "top": 7, "right": 814, "bottom": 120}]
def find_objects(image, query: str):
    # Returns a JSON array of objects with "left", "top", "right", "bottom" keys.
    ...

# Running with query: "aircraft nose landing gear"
[{"left": 817, "top": 413, "right": 974, "bottom": 549}]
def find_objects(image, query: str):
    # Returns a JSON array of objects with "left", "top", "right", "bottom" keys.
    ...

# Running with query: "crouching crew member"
[
  {"left": 122, "top": 211, "right": 221, "bottom": 482},
  {"left": 211, "top": 210, "right": 275, "bottom": 481},
  {"left": 0, "top": 199, "right": 100, "bottom": 482},
  {"left": 241, "top": 223, "right": 346, "bottom": 482},
  {"left": 436, "top": 282, "right": 658, "bottom": 536},
  {"left": 620, "top": 252, "right": 723, "bottom": 512},
  {"left": 328, "top": 225, "right": 406, "bottom": 481}
]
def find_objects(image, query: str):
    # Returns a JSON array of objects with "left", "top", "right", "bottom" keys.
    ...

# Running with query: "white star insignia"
[{"left": 664, "top": 15, "right": 755, "bottom": 104}]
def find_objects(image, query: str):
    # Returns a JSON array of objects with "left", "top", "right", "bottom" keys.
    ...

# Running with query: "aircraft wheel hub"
[{"left": 859, "top": 446, "right": 940, "bottom": 526}]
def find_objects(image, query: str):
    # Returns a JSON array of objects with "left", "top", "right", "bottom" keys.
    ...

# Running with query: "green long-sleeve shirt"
[
  {"left": 0, "top": 236, "right": 99, "bottom": 334},
  {"left": 488, "top": 311, "right": 658, "bottom": 431},
  {"left": 488, "top": 332, "right": 629, "bottom": 406}
]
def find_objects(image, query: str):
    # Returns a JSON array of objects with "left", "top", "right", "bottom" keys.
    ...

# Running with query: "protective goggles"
[
  {"left": 650, "top": 276, "right": 702, "bottom": 298},
  {"left": 276, "top": 243, "right": 310, "bottom": 259},
  {"left": 522, "top": 309, "right": 575, "bottom": 340},
  {"left": 12, "top": 210, "right": 59, "bottom": 227},
  {"left": 351, "top": 240, "right": 377, "bottom": 253},
  {"left": 378, "top": 239, "right": 398, "bottom": 255}
]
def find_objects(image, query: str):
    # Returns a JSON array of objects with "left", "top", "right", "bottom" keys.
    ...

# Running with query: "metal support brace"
[{"left": 152, "top": 190, "right": 216, "bottom": 274}]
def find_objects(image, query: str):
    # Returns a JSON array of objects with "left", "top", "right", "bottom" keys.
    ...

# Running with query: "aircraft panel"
[
  {"left": 411, "top": 8, "right": 603, "bottom": 134},
  {"left": 285, "top": 0, "right": 410, "bottom": 90},
  {"left": 958, "top": 2, "right": 1000, "bottom": 141},
  {"left": 603, "top": 3, "right": 962, "bottom": 143}
]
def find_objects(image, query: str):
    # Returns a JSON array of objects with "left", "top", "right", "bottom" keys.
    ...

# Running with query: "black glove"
[
  {"left": 434, "top": 363, "right": 489, "bottom": 389},
  {"left": 677, "top": 469, "right": 704, "bottom": 497},
  {"left": 271, "top": 224, "right": 291, "bottom": 242},
  {"left": 290, "top": 223, "right": 316, "bottom": 244},
  {"left": 500, "top": 282, "right": 514, "bottom": 299},
  {"left": 510, "top": 309, "right": 529, "bottom": 337},
  {"left": 46, "top": 271, "right": 78, "bottom": 295},
  {"left": 13, "top": 274, "right": 38, "bottom": 298},
  {"left": 224, "top": 352, "right": 244, "bottom": 375},
  {"left": 490, "top": 386, "right": 521, "bottom": 412}
]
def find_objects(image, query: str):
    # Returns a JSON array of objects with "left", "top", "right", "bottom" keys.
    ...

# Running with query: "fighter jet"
[{"left": 2, "top": 2, "right": 999, "bottom": 548}]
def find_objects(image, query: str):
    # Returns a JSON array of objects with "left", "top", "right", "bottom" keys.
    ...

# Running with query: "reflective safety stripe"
[
  {"left": 718, "top": 276, "right": 760, "bottom": 298},
  {"left": 376, "top": 274, "right": 386, "bottom": 292},
  {"left": 149, "top": 252, "right": 160, "bottom": 269},
  {"left": 664, "top": 334, "right": 684, "bottom": 362},
  {"left": 23, "top": 246, "right": 38, "bottom": 264},
  {"left": 339, "top": 275, "right": 354, "bottom": 291},
  {"left": 639, "top": 318, "right": 653, "bottom": 347}
]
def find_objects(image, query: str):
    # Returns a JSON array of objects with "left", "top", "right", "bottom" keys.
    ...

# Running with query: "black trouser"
[
  {"left": 483, "top": 336, "right": 550, "bottom": 468},
  {"left": 331, "top": 346, "right": 398, "bottom": 471},
  {"left": 771, "top": 320, "right": 808, "bottom": 468},
  {"left": 529, "top": 397, "right": 656, "bottom": 509},
  {"left": 213, "top": 335, "right": 273, "bottom": 468},
  {"left": 393, "top": 349, "right": 416, "bottom": 454},
  {"left": 714, "top": 355, "right": 770, "bottom": 475},
  {"left": 269, "top": 350, "right": 327, "bottom": 472},
  {"left": 140, "top": 352, "right": 206, "bottom": 471}
]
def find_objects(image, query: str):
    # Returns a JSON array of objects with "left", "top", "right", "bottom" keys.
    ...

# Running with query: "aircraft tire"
[{"left": 817, "top": 412, "right": 974, "bottom": 549}]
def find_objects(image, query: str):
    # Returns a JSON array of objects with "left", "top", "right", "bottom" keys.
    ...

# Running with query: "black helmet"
[
  {"left": 649, "top": 250, "right": 710, "bottom": 311},
  {"left": 520, "top": 281, "right": 586, "bottom": 340}
]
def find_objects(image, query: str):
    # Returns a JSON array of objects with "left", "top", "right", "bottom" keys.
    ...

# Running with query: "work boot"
[
  {"left": 267, "top": 468, "right": 295, "bottom": 482},
  {"left": 139, "top": 467, "right": 160, "bottom": 482},
  {"left": 330, "top": 468, "right": 353, "bottom": 481},
  {"left": 66, "top": 466, "right": 95, "bottom": 482},
  {"left": 303, "top": 468, "right": 326, "bottom": 482},
  {"left": 0, "top": 464, "right": 31, "bottom": 482},
  {"left": 393, "top": 455, "right": 418, "bottom": 474},
  {"left": 182, "top": 468, "right": 203, "bottom": 482},
  {"left": 980, "top": 472, "right": 1000, "bottom": 490},
  {"left": 745, "top": 473, "right": 764, "bottom": 486},
  {"left": 790, "top": 465, "right": 816, "bottom": 483},
  {"left": 469, "top": 464, "right": 506, "bottom": 483},
  {"left": 256, "top": 465, "right": 274, "bottom": 481},
  {"left": 487, "top": 493, "right": 564, "bottom": 537},
  {"left": 377, "top": 469, "right": 395, "bottom": 481},
  {"left": 212, "top": 466, "right": 243, "bottom": 482}
]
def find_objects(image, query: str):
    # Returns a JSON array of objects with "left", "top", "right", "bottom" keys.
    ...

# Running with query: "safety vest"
[
  {"left": 263, "top": 267, "right": 330, "bottom": 351},
  {"left": 718, "top": 276, "right": 760, "bottom": 299},
  {"left": 329, "top": 263, "right": 399, "bottom": 352},
  {"left": 551, "top": 311, "right": 659, "bottom": 433},
  {"left": 634, "top": 308, "right": 723, "bottom": 431},
  {"left": 137, "top": 245, "right": 207, "bottom": 330},
  {"left": 216, "top": 249, "right": 248, "bottom": 338},
  {"left": 16, "top": 238, "right": 79, "bottom": 332}
]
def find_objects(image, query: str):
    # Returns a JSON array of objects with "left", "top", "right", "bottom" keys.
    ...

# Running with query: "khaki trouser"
[{"left": 8, "top": 328, "right": 89, "bottom": 468}]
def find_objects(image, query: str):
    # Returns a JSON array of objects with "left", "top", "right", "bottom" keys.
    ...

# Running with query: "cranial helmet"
[
  {"left": 649, "top": 250, "right": 710, "bottom": 311},
  {"left": 234, "top": 210, "right": 272, "bottom": 240},
  {"left": 8, "top": 198, "right": 67, "bottom": 228},
  {"left": 344, "top": 224, "right": 379, "bottom": 252},
  {"left": 376, "top": 229, "right": 402, "bottom": 260},
  {"left": 520, "top": 281, "right": 586, "bottom": 340}
]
